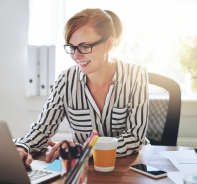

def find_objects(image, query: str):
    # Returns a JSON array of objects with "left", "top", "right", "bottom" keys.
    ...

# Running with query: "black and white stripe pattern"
[{"left": 15, "top": 60, "right": 149, "bottom": 157}]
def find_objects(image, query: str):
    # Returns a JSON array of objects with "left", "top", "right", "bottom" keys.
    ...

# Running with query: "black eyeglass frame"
[{"left": 63, "top": 37, "right": 109, "bottom": 54}]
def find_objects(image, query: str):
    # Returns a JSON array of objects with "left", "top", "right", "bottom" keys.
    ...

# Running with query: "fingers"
[
  {"left": 45, "top": 142, "right": 60, "bottom": 163},
  {"left": 45, "top": 140, "right": 75, "bottom": 163},
  {"left": 47, "top": 140, "right": 56, "bottom": 147},
  {"left": 17, "top": 140, "right": 77, "bottom": 165},
  {"left": 17, "top": 147, "right": 32, "bottom": 166},
  {"left": 25, "top": 153, "right": 33, "bottom": 166}
]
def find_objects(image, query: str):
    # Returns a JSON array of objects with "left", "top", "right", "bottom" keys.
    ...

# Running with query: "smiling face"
[{"left": 69, "top": 25, "right": 110, "bottom": 75}]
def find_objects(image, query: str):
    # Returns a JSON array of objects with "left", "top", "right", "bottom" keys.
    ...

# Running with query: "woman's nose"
[{"left": 73, "top": 49, "right": 83, "bottom": 60}]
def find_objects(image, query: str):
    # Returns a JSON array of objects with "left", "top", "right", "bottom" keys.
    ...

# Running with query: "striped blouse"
[{"left": 15, "top": 60, "right": 149, "bottom": 157}]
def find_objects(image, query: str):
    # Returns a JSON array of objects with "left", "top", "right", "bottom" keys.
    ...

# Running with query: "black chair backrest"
[{"left": 147, "top": 73, "right": 181, "bottom": 146}]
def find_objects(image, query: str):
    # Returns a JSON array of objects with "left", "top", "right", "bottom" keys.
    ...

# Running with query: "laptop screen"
[{"left": 0, "top": 120, "right": 60, "bottom": 184}]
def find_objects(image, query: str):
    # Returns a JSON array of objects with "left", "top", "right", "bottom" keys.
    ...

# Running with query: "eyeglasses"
[{"left": 63, "top": 37, "right": 108, "bottom": 54}]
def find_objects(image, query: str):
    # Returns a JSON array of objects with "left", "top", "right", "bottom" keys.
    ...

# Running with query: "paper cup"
[{"left": 92, "top": 137, "right": 118, "bottom": 172}]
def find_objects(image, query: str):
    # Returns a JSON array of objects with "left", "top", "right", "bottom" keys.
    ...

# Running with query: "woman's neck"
[{"left": 87, "top": 60, "right": 116, "bottom": 88}]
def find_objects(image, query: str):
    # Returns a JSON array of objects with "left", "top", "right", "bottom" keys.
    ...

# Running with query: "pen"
[
  {"left": 87, "top": 130, "right": 99, "bottom": 143},
  {"left": 82, "top": 130, "right": 98, "bottom": 155}
]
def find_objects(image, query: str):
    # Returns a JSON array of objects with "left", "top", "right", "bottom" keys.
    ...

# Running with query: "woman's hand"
[
  {"left": 46, "top": 140, "right": 74, "bottom": 163},
  {"left": 17, "top": 146, "right": 32, "bottom": 166}
]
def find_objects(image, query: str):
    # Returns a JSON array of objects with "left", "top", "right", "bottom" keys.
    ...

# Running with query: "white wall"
[
  {"left": 0, "top": 0, "right": 197, "bottom": 146},
  {"left": 0, "top": 0, "right": 38, "bottom": 138},
  {"left": 0, "top": 0, "right": 69, "bottom": 139}
]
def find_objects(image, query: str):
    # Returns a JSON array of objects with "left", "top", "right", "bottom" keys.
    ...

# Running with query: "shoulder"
[
  {"left": 117, "top": 60, "right": 147, "bottom": 75},
  {"left": 53, "top": 65, "right": 79, "bottom": 89},
  {"left": 51, "top": 65, "right": 79, "bottom": 96},
  {"left": 58, "top": 65, "right": 79, "bottom": 80},
  {"left": 62, "top": 65, "right": 78, "bottom": 75}
]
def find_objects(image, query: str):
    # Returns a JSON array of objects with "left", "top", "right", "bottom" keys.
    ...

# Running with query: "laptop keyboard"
[{"left": 27, "top": 169, "right": 52, "bottom": 181}]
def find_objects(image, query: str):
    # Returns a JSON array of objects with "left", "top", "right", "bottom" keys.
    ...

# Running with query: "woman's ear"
[{"left": 106, "top": 38, "right": 114, "bottom": 52}]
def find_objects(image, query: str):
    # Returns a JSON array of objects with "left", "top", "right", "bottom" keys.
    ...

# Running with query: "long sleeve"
[
  {"left": 15, "top": 73, "right": 66, "bottom": 154},
  {"left": 14, "top": 62, "right": 149, "bottom": 157}
]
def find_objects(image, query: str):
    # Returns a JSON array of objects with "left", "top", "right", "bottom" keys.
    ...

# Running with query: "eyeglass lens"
[{"left": 65, "top": 44, "right": 91, "bottom": 54}]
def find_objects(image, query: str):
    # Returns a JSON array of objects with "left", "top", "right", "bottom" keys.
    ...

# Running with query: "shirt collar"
[
  {"left": 79, "top": 69, "right": 86, "bottom": 83},
  {"left": 79, "top": 59, "right": 122, "bottom": 84},
  {"left": 113, "top": 59, "right": 122, "bottom": 83}
]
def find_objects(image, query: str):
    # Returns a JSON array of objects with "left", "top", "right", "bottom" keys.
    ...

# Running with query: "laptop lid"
[{"left": 0, "top": 120, "right": 60, "bottom": 184}]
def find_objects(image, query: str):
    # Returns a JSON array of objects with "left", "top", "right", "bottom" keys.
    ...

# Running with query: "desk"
[{"left": 36, "top": 145, "right": 192, "bottom": 184}]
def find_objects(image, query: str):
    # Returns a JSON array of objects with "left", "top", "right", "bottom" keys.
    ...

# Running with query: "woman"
[{"left": 15, "top": 8, "right": 149, "bottom": 166}]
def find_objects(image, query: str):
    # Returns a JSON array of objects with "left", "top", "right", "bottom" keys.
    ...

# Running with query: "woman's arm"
[{"left": 15, "top": 72, "right": 67, "bottom": 155}]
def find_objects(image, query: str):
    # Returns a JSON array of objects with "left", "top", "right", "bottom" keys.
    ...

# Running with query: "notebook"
[{"left": 0, "top": 120, "right": 61, "bottom": 184}]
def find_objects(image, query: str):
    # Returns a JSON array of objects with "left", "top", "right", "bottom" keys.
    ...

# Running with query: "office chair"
[{"left": 146, "top": 73, "right": 181, "bottom": 146}]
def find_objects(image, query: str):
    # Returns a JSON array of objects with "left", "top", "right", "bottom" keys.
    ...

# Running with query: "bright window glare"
[{"left": 28, "top": 0, "right": 197, "bottom": 99}]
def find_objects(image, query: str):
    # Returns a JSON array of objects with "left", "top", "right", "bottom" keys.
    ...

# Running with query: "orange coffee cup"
[{"left": 92, "top": 137, "right": 118, "bottom": 172}]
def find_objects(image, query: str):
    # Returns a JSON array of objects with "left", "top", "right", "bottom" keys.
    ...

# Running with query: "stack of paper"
[{"left": 159, "top": 149, "right": 197, "bottom": 184}]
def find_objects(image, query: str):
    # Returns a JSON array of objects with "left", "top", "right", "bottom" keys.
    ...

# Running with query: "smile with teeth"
[{"left": 78, "top": 60, "right": 90, "bottom": 67}]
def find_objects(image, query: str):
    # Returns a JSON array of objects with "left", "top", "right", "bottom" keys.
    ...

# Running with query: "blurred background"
[{"left": 0, "top": 0, "right": 196, "bottom": 146}]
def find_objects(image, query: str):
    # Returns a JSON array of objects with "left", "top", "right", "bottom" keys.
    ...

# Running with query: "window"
[{"left": 28, "top": 0, "right": 197, "bottom": 99}]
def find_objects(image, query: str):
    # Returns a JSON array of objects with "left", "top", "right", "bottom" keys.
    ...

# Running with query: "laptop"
[{"left": 0, "top": 120, "right": 61, "bottom": 184}]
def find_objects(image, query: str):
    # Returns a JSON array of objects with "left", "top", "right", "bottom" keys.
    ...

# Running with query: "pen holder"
[
  {"left": 61, "top": 156, "right": 89, "bottom": 184},
  {"left": 59, "top": 140, "right": 89, "bottom": 184},
  {"left": 60, "top": 133, "right": 98, "bottom": 184}
]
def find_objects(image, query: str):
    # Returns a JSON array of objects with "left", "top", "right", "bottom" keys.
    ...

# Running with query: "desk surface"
[{"left": 37, "top": 145, "right": 192, "bottom": 184}]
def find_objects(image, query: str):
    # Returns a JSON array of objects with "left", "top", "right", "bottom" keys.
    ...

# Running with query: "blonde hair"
[{"left": 64, "top": 8, "right": 122, "bottom": 47}]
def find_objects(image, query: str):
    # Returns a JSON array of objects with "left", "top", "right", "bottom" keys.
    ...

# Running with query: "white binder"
[
  {"left": 26, "top": 46, "right": 39, "bottom": 96},
  {"left": 48, "top": 45, "right": 56, "bottom": 95},
  {"left": 39, "top": 46, "right": 48, "bottom": 96}
]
